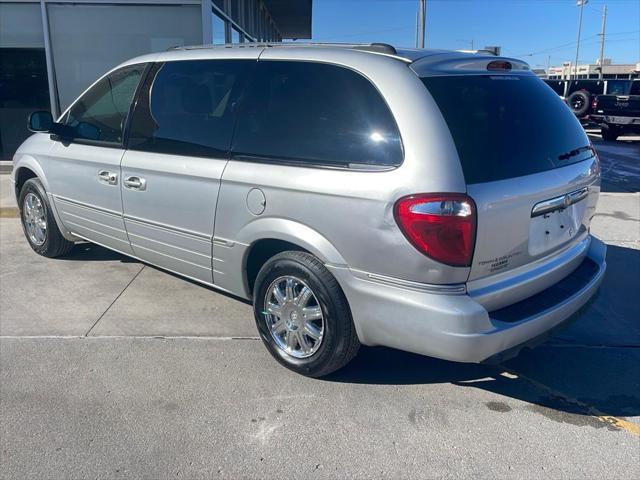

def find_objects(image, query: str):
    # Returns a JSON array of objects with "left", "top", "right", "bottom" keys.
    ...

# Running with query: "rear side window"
[
  {"left": 567, "top": 80, "right": 604, "bottom": 95},
  {"left": 607, "top": 80, "right": 631, "bottom": 95},
  {"left": 422, "top": 75, "right": 593, "bottom": 184},
  {"left": 128, "top": 60, "right": 252, "bottom": 157},
  {"left": 232, "top": 61, "right": 402, "bottom": 167},
  {"left": 65, "top": 63, "right": 145, "bottom": 144}
]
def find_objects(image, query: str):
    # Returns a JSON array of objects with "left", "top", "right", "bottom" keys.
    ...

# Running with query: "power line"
[{"left": 513, "top": 30, "right": 638, "bottom": 57}]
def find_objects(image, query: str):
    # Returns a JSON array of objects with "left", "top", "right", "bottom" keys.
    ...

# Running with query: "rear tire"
[
  {"left": 253, "top": 251, "right": 360, "bottom": 377},
  {"left": 19, "top": 178, "right": 74, "bottom": 258},
  {"left": 601, "top": 124, "right": 619, "bottom": 141}
]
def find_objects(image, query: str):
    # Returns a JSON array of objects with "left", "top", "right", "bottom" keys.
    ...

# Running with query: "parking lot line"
[{"left": 497, "top": 366, "right": 640, "bottom": 437}]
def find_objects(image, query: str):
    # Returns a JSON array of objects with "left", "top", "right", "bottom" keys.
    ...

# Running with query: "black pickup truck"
[{"left": 590, "top": 79, "right": 640, "bottom": 141}]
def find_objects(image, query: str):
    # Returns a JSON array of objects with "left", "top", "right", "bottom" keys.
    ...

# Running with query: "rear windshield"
[{"left": 422, "top": 75, "right": 593, "bottom": 184}]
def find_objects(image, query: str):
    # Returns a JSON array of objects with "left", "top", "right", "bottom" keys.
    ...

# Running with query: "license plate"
[
  {"left": 605, "top": 116, "right": 631, "bottom": 125},
  {"left": 528, "top": 201, "right": 587, "bottom": 256}
]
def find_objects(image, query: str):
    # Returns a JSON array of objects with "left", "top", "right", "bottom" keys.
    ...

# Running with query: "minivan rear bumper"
[{"left": 328, "top": 235, "right": 606, "bottom": 363}]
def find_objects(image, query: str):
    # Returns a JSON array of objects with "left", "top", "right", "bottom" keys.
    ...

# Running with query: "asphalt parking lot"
[{"left": 1, "top": 135, "right": 639, "bottom": 479}]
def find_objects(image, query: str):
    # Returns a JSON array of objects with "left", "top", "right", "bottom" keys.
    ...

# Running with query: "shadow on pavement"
[
  {"left": 63, "top": 241, "right": 253, "bottom": 305},
  {"left": 591, "top": 136, "right": 640, "bottom": 193},
  {"left": 63, "top": 242, "right": 138, "bottom": 263},
  {"left": 327, "top": 244, "right": 640, "bottom": 419}
]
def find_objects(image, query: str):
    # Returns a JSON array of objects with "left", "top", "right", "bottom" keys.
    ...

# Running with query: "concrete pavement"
[
  {"left": 2, "top": 337, "right": 639, "bottom": 480},
  {"left": 1, "top": 138, "right": 639, "bottom": 479}
]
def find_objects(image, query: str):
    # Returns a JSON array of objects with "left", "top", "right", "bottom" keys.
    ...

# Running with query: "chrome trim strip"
[
  {"left": 67, "top": 222, "right": 130, "bottom": 247},
  {"left": 127, "top": 232, "right": 211, "bottom": 260},
  {"left": 531, "top": 187, "right": 589, "bottom": 218},
  {"left": 53, "top": 195, "right": 122, "bottom": 218},
  {"left": 124, "top": 214, "right": 212, "bottom": 241},
  {"left": 352, "top": 269, "right": 467, "bottom": 295},
  {"left": 61, "top": 211, "right": 128, "bottom": 235},
  {"left": 212, "top": 237, "right": 236, "bottom": 247},
  {"left": 130, "top": 243, "right": 212, "bottom": 273}
]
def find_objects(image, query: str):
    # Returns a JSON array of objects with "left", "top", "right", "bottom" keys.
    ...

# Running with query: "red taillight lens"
[
  {"left": 591, "top": 98, "right": 598, "bottom": 110},
  {"left": 394, "top": 194, "right": 476, "bottom": 267},
  {"left": 487, "top": 60, "right": 512, "bottom": 71}
]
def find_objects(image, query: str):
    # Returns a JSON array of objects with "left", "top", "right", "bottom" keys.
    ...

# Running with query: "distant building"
[
  {"left": 0, "top": 0, "right": 312, "bottom": 159},
  {"left": 545, "top": 60, "right": 639, "bottom": 80}
]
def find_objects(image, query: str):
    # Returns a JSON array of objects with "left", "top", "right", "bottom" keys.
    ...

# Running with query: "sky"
[{"left": 308, "top": 0, "right": 640, "bottom": 69}]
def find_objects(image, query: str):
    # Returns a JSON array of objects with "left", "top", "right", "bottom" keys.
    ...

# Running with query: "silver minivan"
[{"left": 12, "top": 44, "right": 606, "bottom": 377}]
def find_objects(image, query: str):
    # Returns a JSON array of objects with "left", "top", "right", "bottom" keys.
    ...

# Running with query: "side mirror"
[
  {"left": 28, "top": 111, "right": 53, "bottom": 132},
  {"left": 76, "top": 122, "right": 101, "bottom": 141}
]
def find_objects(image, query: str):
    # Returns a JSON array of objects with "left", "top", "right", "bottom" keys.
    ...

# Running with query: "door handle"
[
  {"left": 98, "top": 170, "right": 118, "bottom": 185},
  {"left": 123, "top": 176, "right": 147, "bottom": 191}
]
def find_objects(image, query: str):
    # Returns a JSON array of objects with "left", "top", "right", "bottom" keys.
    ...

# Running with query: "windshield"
[{"left": 422, "top": 74, "right": 593, "bottom": 184}]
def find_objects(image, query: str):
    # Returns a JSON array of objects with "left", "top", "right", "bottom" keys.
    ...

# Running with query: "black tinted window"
[
  {"left": 568, "top": 80, "right": 604, "bottom": 95},
  {"left": 630, "top": 81, "right": 640, "bottom": 95},
  {"left": 607, "top": 80, "right": 631, "bottom": 95},
  {"left": 233, "top": 61, "right": 402, "bottom": 167},
  {"left": 65, "top": 64, "right": 145, "bottom": 144},
  {"left": 128, "top": 60, "right": 252, "bottom": 157},
  {"left": 543, "top": 80, "right": 565, "bottom": 96},
  {"left": 422, "top": 75, "right": 593, "bottom": 184}
]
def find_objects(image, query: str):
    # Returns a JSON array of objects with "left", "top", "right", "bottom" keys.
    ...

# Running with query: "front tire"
[
  {"left": 19, "top": 178, "right": 74, "bottom": 257},
  {"left": 253, "top": 251, "right": 360, "bottom": 377}
]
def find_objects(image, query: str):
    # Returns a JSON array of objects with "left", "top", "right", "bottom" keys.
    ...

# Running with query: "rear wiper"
[{"left": 558, "top": 145, "right": 593, "bottom": 161}]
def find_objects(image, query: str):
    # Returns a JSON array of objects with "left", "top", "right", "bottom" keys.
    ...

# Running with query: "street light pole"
[
  {"left": 573, "top": 0, "right": 588, "bottom": 81},
  {"left": 417, "top": 0, "right": 426, "bottom": 48},
  {"left": 598, "top": 4, "right": 608, "bottom": 79}
]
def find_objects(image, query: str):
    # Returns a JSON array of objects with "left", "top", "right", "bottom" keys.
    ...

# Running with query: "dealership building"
[{"left": 0, "top": 0, "right": 312, "bottom": 159}]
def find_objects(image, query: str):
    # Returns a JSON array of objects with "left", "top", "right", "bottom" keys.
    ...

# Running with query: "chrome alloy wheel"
[
  {"left": 263, "top": 276, "right": 325, "bottom": 359},
  {"left": 23, "top": 192, "right": 47, "bottom": 246}
]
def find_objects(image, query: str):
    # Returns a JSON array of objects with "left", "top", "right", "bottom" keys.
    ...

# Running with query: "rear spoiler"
[{"left": 411, "top": 52, "right": 530, "bottom": 77}]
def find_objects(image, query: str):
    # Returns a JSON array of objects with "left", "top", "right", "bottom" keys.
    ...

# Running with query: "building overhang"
[{"left": 263, "top": 0, "right": 312, "bottom": 39}]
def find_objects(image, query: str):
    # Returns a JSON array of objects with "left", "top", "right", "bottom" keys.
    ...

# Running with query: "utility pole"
[
  {"left": 417, "top": 0, "right": 426, "bottom": 48},
  {"left": 573, "top": 0, "right": 588, "bottom": 81},
  {"left": 547, "top": 55, "right": 551, "bottom": 78},
  {"left": 598, "top": 4, "right": 607, "bottom": 79}
]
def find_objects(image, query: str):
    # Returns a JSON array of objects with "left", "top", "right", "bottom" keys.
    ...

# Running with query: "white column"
[
  {"left": 201, "top": 0, "right": 213, "bottom": 44},
  {"left": 40, "top": 0, "right": 59, "bottom": 119}
]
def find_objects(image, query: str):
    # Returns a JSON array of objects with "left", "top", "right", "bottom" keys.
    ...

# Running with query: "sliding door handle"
[
  {"left": 98, "top": 170, "right": 118, "bottom": 185},
  {"left": 123, "top": 176, "right": 146, "bottom": 191}
]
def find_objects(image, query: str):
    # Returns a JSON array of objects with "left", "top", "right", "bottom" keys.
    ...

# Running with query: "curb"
[
  {"left": 0, "top": 162, "right": 13, "bottom": 174},
  {"left": 0, "top": 207, "right": 19, "bottom": 218}
]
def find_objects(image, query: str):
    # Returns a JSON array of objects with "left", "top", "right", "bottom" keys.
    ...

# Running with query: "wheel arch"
[
  {"left": 236, "top": 217, "right": 348, "bottom": 297},
  {"left": 12, "top": 155, "right": 76, "bottom": 242},
  {"left": 13, "top": 156, "right": 49, "bottom": 198}
]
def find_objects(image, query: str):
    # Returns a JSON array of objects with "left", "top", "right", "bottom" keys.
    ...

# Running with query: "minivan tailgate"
[{"left": 467, "top": 158, "right": 600, "bottom": 281}]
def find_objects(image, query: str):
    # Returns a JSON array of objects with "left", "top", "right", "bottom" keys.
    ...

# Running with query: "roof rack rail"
[
  {"left": 167, "top": 42, "right": 400, "bottom": 56},
  {"left": 352, "top": 43, "right": 397, "bottom": 56}
]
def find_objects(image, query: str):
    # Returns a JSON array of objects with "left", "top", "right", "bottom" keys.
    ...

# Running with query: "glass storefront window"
[
  {"left": 212, "top": 12, "right": 226, "bottom": 44},
  {"left": 232, "top": 28, "right": 240, "bottom": 44},
  {"left": 0, "top": 48, "right": 50, "bottom": 159},
  {"left": 0, "top": 3, "right": 49, "bottom": 159}
]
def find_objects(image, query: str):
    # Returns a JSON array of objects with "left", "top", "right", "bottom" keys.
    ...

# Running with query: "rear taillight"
[
  {"left": 591, "top": 98, "right": 598, "bottom": 110},
  {"left": 487, "top": 60, "right": 512, "bottom": 71},
  {"left": 394, "top": 194, "right": 476, "bottom": 267}
]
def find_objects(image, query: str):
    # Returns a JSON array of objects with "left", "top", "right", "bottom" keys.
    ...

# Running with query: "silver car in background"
[{"left": 12, "top": 43, "right": 606, "bottom": 377}]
